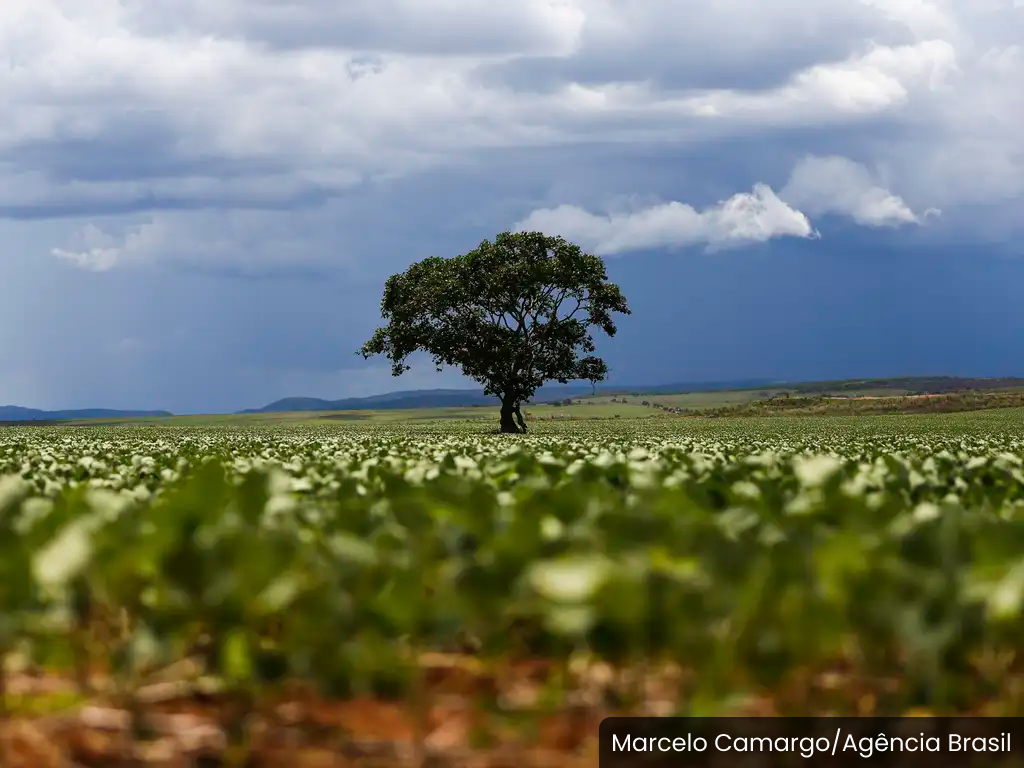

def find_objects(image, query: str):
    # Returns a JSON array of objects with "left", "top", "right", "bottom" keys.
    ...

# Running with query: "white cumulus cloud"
[
  {"left": 514, "top": 184, "right": 817, "bottom": 255},
  {"left": 515, "top": 153, "right": 937, "bottom": 256},
  {"left": 780, "top": 155, "right": 932, "bottom": 226},
  {"left": 51, "top": 223, "right": 160, "bottom": 272},
  {"left": 49, "top": 206, "right": 371, "bottom": 274},
  {"left": 680, "top": 39, "right": 959, "bottom": 121}
]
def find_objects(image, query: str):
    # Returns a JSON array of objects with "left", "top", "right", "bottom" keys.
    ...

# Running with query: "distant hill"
[
  {"left": 8, "top": 376, "right": 1019, "bottom": 422},
  {"left": 242, "top": 379, "right": 782, "bottom": 414},
  {"left": 0, "top": 405, "right": 173, "bottom": 423},
  {"left": 243, "top": 376, "right": 1024, "bottom": 414},
  {"left": 240, "top": 387, "right": 591, "bottom": 413}
]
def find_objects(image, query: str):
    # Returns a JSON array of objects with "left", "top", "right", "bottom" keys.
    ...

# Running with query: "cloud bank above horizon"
[
  {"left": 1, "top": 0, "right": 1019, "bottom": 268},
  {"left": 512, "top": 154, "right": 941, "bottom": 255}
]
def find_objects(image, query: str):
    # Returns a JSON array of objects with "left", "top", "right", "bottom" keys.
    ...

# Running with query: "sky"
[{"left": 1, "top": 0, "right": 1022, "bottom": 414}]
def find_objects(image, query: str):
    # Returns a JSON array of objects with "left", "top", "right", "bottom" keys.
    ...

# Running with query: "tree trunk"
[
  {"left": 513, "top": 404, "right": 527, "bottom": 433},
  {"left": 499, "top": 399, "right": 523, "bottom": 434}
]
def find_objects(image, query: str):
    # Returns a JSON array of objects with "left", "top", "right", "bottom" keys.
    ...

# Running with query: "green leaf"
[
  {"left": 32, "top": 519, "right": 94, "bottom": 591},
  {"left": 327, "top": 533, "right": 378, "bottom": 566},
  {"left": 528, "top": 556, "right": 610, "bottom": 603},
  {"left": 255, "top": 572, "right": 305, "bottom": 615},
  {"left": 220, "top": 630, "right": 254, "bottom": 684}
]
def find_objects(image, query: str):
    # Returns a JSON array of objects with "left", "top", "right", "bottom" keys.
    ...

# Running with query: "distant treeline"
[
  {"left": 0, "top": 419, "right": 71, "bottom": 427},
  {"left": 784, "top": 376, "right": 1024, "bottom": 396},
  {"left": 703, "top": 390, "right": 1024, "bottom": 418}
]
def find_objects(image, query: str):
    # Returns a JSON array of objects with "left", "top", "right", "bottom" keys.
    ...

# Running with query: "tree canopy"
[{"left": 359, "top": 231, "right": 631, "bottom": 433}]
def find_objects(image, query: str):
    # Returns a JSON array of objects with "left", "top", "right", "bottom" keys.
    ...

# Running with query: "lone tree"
[{"left": 359, "top": 231, "right": 631, "bottom": 433}]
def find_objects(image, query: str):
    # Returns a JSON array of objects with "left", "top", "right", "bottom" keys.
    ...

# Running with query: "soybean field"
[{"left": 4, "top": 410, "right": 1024, "bottom": 765}]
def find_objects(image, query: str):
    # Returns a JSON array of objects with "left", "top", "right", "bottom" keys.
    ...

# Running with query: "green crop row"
[{"left": 2, "top": 417, "right": 1024, "bottom": 725}]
